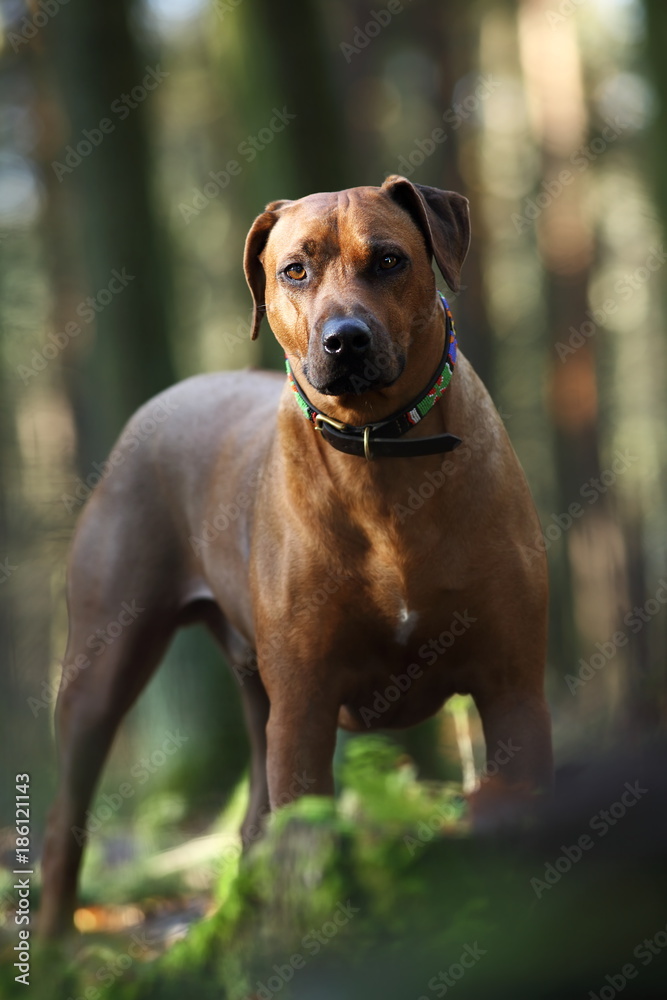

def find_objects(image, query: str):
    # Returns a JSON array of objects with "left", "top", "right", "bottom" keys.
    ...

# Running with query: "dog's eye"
[
  {"left": 285, "top": 263, "right": 307, "bottom": 280},
  {"left": 379, "top": 254, "right": 399, "bottom": 270}
]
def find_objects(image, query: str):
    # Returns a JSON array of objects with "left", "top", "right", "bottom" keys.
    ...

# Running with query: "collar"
[{"left": 284, "top": 292, "right": 462, "bottom": 460}]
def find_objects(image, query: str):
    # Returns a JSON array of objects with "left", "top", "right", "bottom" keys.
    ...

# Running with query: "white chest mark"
[{"left": 395, "top": 604, "right": 419, "bottom": 645}]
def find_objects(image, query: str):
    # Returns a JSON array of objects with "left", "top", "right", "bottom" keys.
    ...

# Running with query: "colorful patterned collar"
[{"left": 284, "top": 292, "right": 462, "bottom": 460}]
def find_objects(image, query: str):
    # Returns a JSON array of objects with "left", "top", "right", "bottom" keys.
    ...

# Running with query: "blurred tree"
[
  {"left": 43, "top": 0, "right": 177, "bottom": 468},
  {"left": 0, "top": 363, "right": 22, "bottom": 817},
  {"left": 514, "top": 0, "right": 605, "bottom": 713},
  {"left": 419, "top": 2, "right": 496, "bottom": 389},
  {"left": 630, "top": 0, "right": 667, "bottom": 727},
  {"left": 0, "top": 41, "right": 65, "bottom": 822},
  {"left": 642, "top": 0, "right": 667, "bottom": 235}
]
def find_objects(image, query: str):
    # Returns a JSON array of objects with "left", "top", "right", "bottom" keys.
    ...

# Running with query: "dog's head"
[{"left": 244, "top": 176, "right": 470, "bottom": 405}]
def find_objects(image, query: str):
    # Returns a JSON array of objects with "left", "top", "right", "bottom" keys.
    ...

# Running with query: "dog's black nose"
[{"left": 321, "top": 318, "right": 371, "bottom": 357}]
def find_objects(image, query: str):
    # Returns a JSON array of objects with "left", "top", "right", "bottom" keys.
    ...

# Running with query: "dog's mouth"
[
  {"left": 313, "top": 371, "right": 399, "bottom": 397},
  {"left": 303, "top": 355, "right": 405, "bottom": 397}
]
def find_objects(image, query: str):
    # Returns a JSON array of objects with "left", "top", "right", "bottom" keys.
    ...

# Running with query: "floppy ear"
[
  {"left": 243, "top": 200, "right": 292, "bottom": 340},
  {"left": 380, "top": 175, "right": 470, "bottom": 293}
]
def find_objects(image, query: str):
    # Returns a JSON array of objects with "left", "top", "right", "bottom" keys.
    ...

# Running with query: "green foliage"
[{"left": 8, "top": 736, "right": 667, "bottom": 1000}]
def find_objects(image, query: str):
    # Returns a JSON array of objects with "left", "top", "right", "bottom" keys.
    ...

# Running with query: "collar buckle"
[
  {"left": 313, "top": 413, "right": 349, "bottom": 433},
  {"left": 315, "top": 414, "right": 373, "bottom": 461}
]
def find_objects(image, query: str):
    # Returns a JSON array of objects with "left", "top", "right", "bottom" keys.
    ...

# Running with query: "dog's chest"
[
  {"left": 334, "top": 565, "right": 473, "bottom": 672},
  {"left": 354, "top": 534, "right": 466, "bottom": 642},
  {"left": 335, "top": 610, "right": 470, "bottom": 731}
]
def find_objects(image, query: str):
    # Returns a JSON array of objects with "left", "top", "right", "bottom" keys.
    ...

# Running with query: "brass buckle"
[
  {"left": 313, "top": 413, "right": 349, "bottom": 433},
  {"left": 314, "top": 412, "right": 373, "bottom": 460}
]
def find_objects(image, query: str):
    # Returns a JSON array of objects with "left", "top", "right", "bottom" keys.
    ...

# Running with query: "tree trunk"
[{"left": 44, "top": 0, "right": 177, "bottom": 468}]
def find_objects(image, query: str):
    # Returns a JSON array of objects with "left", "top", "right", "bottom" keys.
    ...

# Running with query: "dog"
[{"left": 38, "top": 175, "right": 552, "bottom": 938}]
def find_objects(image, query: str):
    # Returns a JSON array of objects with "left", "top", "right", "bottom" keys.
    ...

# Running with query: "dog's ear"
[
  {"left": 381, "top": 175, "right": 470, "bottom": 293},
  {"left": 243, "top": 200, "right": 293, "bottom": 340}
]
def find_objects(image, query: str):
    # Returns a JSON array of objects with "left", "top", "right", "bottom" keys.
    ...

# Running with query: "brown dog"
[{"left": 38, "top": 176, "right": 552, "bottom": 938}]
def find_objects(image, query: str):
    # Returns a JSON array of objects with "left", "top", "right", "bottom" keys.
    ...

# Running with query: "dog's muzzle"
[{"left": 305, "top": 316, "right": 402, "bottom": 396}]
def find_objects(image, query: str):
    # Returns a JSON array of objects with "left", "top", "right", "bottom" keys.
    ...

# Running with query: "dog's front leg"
[
  {"left": 263, "top": 669, "right": 340, "bottom": 809},
  {"left": 472, "top": 685, "right": 553, "bottom": 803}
]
